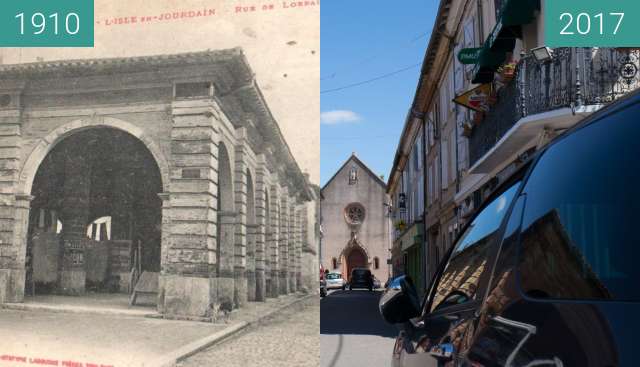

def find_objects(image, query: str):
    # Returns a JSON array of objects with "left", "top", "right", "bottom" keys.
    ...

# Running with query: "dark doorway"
[
  {"left": 26, "top": 127, "right": 163, "bottom": 295},
  {"left": 345, "top": 247, "right": 368, "bottom": 281}
]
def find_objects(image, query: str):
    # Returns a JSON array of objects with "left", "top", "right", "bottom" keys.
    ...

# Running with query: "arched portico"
[
  {"left": 19, "top": 121, "right": 167, "bottom": 299},
  {"left": 0, "top": 50, "right": 315, "bottom": 319},
  {"left": 18, "top": 117, "right": 170, "bottom": 196}
]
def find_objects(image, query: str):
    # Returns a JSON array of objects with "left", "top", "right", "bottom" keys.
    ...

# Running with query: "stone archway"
[
  {"left": 18, "top": 117, "right": 170, "bottom": 196},
  {"left": 24, "top": 126, "right": 165, "bottom": 297}
]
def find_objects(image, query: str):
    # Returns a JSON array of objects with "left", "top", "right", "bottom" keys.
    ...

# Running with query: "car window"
[
  {"left": 326, "top": 273, "right": 341, "bottom": 280},
  {"left": 429, "top": 181, "right": 521, "bottom": 313},
  {"left": 518, "top": 102, "right": 640, "bottom": 301}
]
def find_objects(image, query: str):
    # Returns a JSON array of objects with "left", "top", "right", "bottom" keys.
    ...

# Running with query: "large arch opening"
[
  {"left": 25, "top": 127, "right": 163, "bottom": 302},
  {"left": 343, "top": 246, "right": 368, "bottom": 282}
]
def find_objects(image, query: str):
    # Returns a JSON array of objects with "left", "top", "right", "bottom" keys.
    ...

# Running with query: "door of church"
[{"left": 345, "top": 248, "right": 367, "bottom": 281}]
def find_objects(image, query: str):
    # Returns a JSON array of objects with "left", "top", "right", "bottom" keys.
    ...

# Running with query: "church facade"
[{"left": 321, "top": 154, "right": 391, "bottom": 284}]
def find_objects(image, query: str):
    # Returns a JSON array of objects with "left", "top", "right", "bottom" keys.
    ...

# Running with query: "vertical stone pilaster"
[
  {"left": 295, "top": 206, "right": 303, "bottom": 291},
  {"left": 254, "top": 160, "right": 268, "bottom": 301},
  {"left": 300, "top": 205, "right": 311, "bottom": 291},
  {"left": 0, "top": 109, "right": 26, "bottom": 303},
  {"left": 157, "top": 193, "right": 171, "bottom": 313},
  {"left": 279, "top": 187, "right": 289, "bottom": 295},
  {"left": 233, "top": 131, "right": 248, "bottom": 307},
  {"left": 162, "top": 99, "right": 219, "bottom": 318},
  {"left": 288, "top": 200, "right": 297, "bottom": 292},
  {"left": 268, "top": 185, "right": 280, "bottom": 297},
  {"left": 0, "top": 194, "right": 32, "bottom": 303}
]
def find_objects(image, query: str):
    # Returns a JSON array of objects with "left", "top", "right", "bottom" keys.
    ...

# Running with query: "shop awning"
[{"left": 471, "top": 0, "right": 539, "bottom": 84}]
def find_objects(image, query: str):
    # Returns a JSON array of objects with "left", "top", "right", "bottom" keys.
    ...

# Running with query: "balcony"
[{"left": 469, "top": 47, "right": 640, "bottom": 168}]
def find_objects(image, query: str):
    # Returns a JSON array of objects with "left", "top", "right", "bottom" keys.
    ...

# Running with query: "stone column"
[
  {"left": 268, "top": 185, "right": 279, "bottom": 298},
  {"left": 279, "top": 188, "right": 289, "bottom": 295},
  {"left": 59, "top": 142, "right": 91, "bottom": 295},
  {"left": 162, "top": 99, "right": 219, "bottom": 318},
  {"left": 233, "top": 132, "right": 248, "bottom": 308}
]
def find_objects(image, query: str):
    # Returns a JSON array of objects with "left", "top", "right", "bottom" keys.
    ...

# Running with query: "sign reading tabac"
[
  {"left": 453, "top": 84, "right": 492, "bottom": 112},
  {"left": 457, "top": 47, "right": 482, "bottom": 64}
]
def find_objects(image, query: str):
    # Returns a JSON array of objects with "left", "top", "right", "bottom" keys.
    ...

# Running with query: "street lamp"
[{"left": 531, "top": 46, "right": 554, "bottom": 62}]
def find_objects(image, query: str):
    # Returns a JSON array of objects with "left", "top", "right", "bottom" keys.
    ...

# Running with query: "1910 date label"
[{"left": 0, "top": 0, "right": 93, "bottom": 47}]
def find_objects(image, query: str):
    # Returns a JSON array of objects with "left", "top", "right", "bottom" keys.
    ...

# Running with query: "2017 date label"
[{"left": 546, "top": 0, "right": 639, "bottom": 47}]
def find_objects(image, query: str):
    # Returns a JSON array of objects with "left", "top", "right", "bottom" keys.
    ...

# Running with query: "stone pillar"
[
  {"left": 233, "top": 133, "right": 248, "bottom": 308},
  {"left": 254, "top": 160, "right": 267, "bottom": 301},
  {"left": 246, "top": 224, "right": 257, "bottom": 301},
  {"left": 217, "top": 211, "right": 235, "bottom": 309},
  {"left": 157, "top": 193, "right": 171, "bottom": 313},
  {"left": 300, "top": 205, "right": 312, "bottom": 292},
  {"left": 161, "top": 99, "right": 219, "bottom": 318},
  {"left": 296, "top": 207, "right": 303, "bottom": 291},
  {"left": 0, "top": 108, "right": 26, "bottom": 303},
  {"left": 268, "top": 185, "right": 279, "bottom": 298},
  {"left": 0, "top": 194, "right": 32, "bottom": 303},
  {"left": 59, "top": 143, "right": 91, "bottom": 295},
  {"left": 279, "top": 188, "right": 289, "bottom": 295},
  {"left": 288, "top": 201, "right": 297, "bottom": 293}
]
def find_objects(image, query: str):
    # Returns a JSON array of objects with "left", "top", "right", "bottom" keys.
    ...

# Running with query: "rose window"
[{"left": 344, "top": 203, "right": 365, "bottom": 225}]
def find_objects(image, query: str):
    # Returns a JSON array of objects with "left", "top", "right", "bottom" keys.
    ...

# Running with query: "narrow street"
[
  {"left": 179, "top": 302, "right": 320, "bottom": 367},
  {"left": 320, "top": 290, "right": 398, "bottom": 367}
]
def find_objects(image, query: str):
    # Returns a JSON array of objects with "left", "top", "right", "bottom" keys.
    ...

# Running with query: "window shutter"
[{"left": 441, "top": 140, "right": 449, "bottom": 189}]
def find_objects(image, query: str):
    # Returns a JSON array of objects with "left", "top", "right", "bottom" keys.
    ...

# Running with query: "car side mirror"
[{"left": 378, "top": 275, "right": 421, "bottom": 324}]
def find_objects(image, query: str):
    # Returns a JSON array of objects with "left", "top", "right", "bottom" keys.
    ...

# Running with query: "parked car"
[
  {"left": 379, "top": 89, "right": 640, "bottom": 366},
  {"left": 349, "top": 268, "right": 373, "bottom": 291},
  {"left": 325, "top": 272, "right": 346, "bottom": 290}
]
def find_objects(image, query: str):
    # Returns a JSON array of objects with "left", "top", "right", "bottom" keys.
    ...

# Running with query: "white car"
[{"left": 325, "top": 272, "right": 346, "bottom": 290}]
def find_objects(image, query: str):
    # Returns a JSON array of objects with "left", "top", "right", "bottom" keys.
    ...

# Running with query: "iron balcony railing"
[{"left": 469, "top": 47, "right": 640, "bottom": 166}]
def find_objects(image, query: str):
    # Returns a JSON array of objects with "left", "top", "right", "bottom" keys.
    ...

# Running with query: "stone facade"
[
  {"left": 0, "top": 49, "right": 316, "bottom": 318},
  {"left": 321, "top": 154, "right": 391, "bottom": 283}
]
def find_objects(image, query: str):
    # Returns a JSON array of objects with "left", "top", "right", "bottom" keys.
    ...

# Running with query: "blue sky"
[{"left": 320, "top": 0, "right": 437, "bottom": 186}]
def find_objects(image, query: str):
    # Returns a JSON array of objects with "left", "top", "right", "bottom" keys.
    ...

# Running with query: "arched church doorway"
[
  {"left": 25, "top": 127, "right": 163, "bottom": 298},
  {"left": 345, "top": 247, "right": 368, "bottom": 281}
]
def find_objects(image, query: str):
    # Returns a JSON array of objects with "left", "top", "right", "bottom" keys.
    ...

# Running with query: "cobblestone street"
[{"left": 179, "top": 301, "right": 320, "bottom": 367}]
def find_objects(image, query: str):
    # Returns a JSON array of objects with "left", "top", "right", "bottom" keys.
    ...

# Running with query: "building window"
[
  {"left": 344, "top": 203, "right": 366, "bottom": 225},
  {"left": 374, "top": 257, "right": 380, "bottom": 269},
  {"left": 332, "top": 258, "right": 338, "bottom": 270}
]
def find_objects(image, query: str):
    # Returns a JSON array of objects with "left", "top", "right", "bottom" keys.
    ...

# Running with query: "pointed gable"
[{"left": 322, "top": 154, "right": 386, "bottom": 194}]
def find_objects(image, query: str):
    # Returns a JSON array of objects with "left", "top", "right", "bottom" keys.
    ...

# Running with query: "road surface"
[
  {"left": 321, "top": 290, "right": 398, "bottom": 367},
  {"left": 179, "top": 301, "right": 320, "bottom": 367}
]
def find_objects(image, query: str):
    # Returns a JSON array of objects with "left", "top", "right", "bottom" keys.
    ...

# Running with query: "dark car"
[
  {"left": 379, "top": 89, "right": 640, "bottom": 366},
  {"left": 349, "top": 268, "right": 373, "bottom": 291}
]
